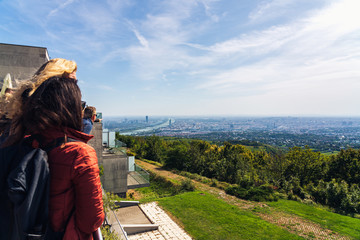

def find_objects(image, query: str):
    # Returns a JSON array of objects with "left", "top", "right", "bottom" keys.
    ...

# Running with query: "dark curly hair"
[{"left": 3, "top": 76, "right": 82, "bottom": 146}]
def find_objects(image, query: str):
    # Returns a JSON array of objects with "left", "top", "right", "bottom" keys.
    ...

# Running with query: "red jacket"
[{"left": 41, "top": 128, "right": 104, "bottom": 240}]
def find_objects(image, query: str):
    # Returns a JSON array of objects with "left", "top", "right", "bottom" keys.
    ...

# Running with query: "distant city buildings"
[{"left": 103, "top": 116, "right": 360, "bottom": 152}]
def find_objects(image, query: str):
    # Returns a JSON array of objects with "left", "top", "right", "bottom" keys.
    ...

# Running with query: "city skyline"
[{"left": 1, "top": 0, "right": 360, "bottom": 117}]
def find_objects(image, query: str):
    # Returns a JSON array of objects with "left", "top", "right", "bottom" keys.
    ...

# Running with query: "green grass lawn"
[
  {"left": 267, "top": 200, "right": 360, "bottom": 239},
  {"left": 157, "top": 191, "right": 303, "bottom": 240}
]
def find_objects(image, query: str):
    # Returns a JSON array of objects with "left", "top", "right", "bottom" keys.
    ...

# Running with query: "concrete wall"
[
  {"left": 88, "top": 121, "right": 128, "bottom": 195},
  {"left": 0, "top": 43, "right": 49, "bottom": 87},
  {"left": 88, "top": 122, "right": 103, "bottom": 165},
  {"left": 101, "top": 154, "right": 128, "bottom": 195}
]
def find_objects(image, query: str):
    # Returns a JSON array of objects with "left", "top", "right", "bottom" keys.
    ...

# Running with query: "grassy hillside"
[
  {"left": 157, "top": 191, "right": 302, "bottom": 240},
  {"left": 129, "top": 160, "right": 360, "bottom": 239},
  {"left": 268, "top": 200, "right": 360, "bottom": 238}
]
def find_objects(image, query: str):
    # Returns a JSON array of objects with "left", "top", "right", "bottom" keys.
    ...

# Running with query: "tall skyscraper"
[{"left": 146, "top": 115, "right": 149, "bottom": 123}]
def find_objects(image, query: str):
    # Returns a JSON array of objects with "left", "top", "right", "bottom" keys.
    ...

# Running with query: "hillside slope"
[{"left": 135, "top": 159, "right": 359, "bottom": 240}]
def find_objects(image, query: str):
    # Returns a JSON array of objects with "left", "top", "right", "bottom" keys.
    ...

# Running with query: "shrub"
[
  {"left": 226, "top": 186, "right": 248, "bottom": 199},
  {"left": 302, "top": 179, "right": 360, "bottom": 215},
  {"left": 101, "top": 225, "right": 120, "bottom": 240},
  {"left": 210, "top": 179, "right": 218, "bottom": 187},
  {"left": 103, "top": 192, "right": 118, "bottom": 211},
  {"left": 246, "top": 185, "right": 279, "bottom": 202},
  {"left": 302, "top": 198, "right": 315, "bottom": 205},
  {"left": 180, "top": 178, "right": 195, "bottom": 192},
  {"left": 225, "top": 185, "right": 278, "bottom": 202},
  {"left": 238, "top": 177, "right": 254, "bottom": 189},
  {"left": 99, "top": 165, "right": 104, "bottom": 177},
  {"left": 275, "top": 192, "right": 288, "bottom": 200}
]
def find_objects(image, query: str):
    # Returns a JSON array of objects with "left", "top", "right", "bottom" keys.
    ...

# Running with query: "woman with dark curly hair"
[
  {"left": 3, "top": 58, "right": 77, "bottom": 122},
  {"left": 4, "top": 76, "right": 104, "bottom": 239}
]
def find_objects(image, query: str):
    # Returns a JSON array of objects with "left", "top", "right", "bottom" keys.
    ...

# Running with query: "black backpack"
[{"left": 0, "top": 136, "right": 76, "bottom": 240}]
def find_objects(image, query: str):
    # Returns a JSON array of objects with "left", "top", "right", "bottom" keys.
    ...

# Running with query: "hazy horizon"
[{"left": 104, "top": 115, "right": 360, "bottom": 119}]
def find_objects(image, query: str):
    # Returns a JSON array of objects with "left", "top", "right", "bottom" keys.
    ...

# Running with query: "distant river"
[{"left": 118, "top": 118, "right": 175, "bottom": 135}]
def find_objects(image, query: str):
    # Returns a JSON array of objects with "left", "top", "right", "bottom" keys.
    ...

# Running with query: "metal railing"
[
  {"left": 102, "top": 188, "right": 128, "bottom": 240},
  {"left": 93, "top": 228, "right": 103, "bottom": 240}
]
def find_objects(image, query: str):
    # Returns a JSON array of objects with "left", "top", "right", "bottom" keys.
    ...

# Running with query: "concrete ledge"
[
  {"left": 122, "top": 224, "right": 159, "bottom": 235},
  {"left": 114, "top": 201, "right": 140, "bottom": 207},
  {"left": 127, "top": 183, "right": 150, "bottom": 189}
]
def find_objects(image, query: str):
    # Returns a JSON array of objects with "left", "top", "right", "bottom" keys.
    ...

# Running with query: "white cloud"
[
  {"left": 119, "top": 2, "right": 200, "bottom": 80},
  {"left": 126, "top": 21, "right": 149, "bottom": 48},
  {"left": 208, "top": 25, "right": 295, "bottom": 54},
  {"left": 76, "top": 4, "right": 118, "bottom": 35},
  {"left": 200, "top": 0, "right": 220, "bottom": 22},
  {"left": 48, "top": 0, "right": 76, "bottom": 17},
  {"left": 92, "top": 0, "right": 222, "bottom": 74},
  {"left": 106, "top": 0, "right": 130, "bottom": 12},
  {"left": 97, "top": 48, "right": 125, "bottom": 66},
  {"left": 197, "top": 0, "right": 360, "bottom": 92},
  {"left": 303, "top": 0, "right": 360, "bottom": 35},
  {"left": 249, "top": 0, "right": 294, "bottom": 22}
]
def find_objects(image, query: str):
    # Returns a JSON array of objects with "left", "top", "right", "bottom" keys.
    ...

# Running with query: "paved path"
[{"left": 128, "top": 202, "right": 192, "bottom": 240}]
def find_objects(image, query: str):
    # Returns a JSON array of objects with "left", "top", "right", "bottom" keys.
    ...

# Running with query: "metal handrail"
[
  {"left": 93, "top": 228, "right": 103, "bottom": 240},
  {"left": 102, "top": 188, "right": 128, "bottom": 240},
  {"left": 112, "top": 207, "right": 129, "bottom": 240}
]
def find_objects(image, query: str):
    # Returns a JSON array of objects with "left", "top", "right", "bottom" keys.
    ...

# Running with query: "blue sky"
[{"left": 1, "top": 0, "right": 360, "bottom": 117}]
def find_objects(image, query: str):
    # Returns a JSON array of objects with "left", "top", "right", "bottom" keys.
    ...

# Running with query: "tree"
[
  {"left": 144, "top": 135, "right": 164, "bottom": 163},
  {"left": 328, "top": 149, "right": 360, "bottom": 184},
  {"left": 284, "top": 146, "right": 327, "bottom": 186},
  {"left": 164, "top": 141, "right": 190, "bottom": 170}
]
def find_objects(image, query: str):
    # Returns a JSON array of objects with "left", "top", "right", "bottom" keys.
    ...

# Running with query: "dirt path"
[{"left": 136, "top": 159, "right": 351, "bottom": 240}]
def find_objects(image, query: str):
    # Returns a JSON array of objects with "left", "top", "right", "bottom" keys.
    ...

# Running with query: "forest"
[{"left": 116, "top": 134, "right": 360, "bottom": 216}]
